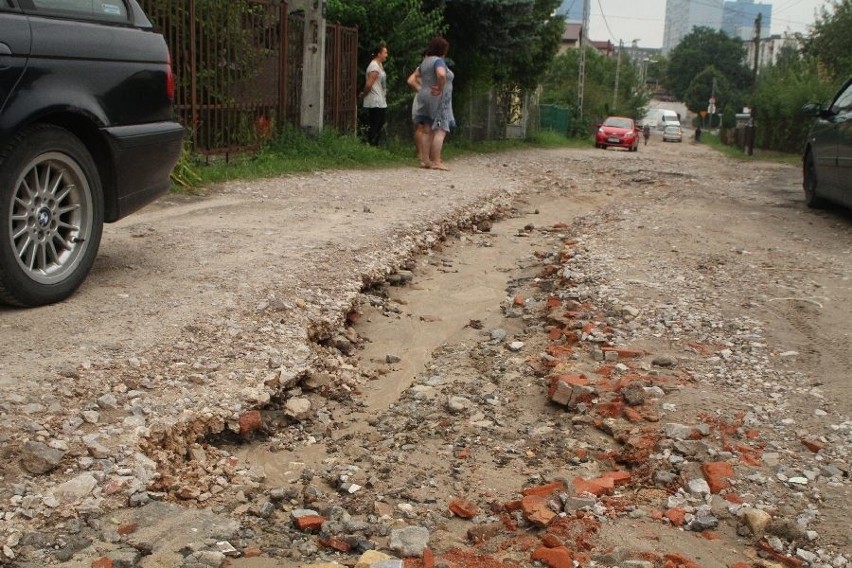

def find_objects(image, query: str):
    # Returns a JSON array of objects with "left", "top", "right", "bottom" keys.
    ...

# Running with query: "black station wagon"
[
  {"left": 0, "top": 0, "right": 184, "bottom": 307},
  {"left": 802, "top": 77, "right": 852, "bottom": 210}
]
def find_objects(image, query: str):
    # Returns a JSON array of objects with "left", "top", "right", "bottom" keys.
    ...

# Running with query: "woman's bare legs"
[
  {"left": 416, "top": 124, "right": 432, "bottom": 167},
  {"left": 429, "top": 129, "right": 448, "bottom": 170}
]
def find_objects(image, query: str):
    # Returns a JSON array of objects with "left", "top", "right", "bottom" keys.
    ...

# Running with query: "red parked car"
[{"left": 595, "top": 116, "right": 640, "bottom": 151}]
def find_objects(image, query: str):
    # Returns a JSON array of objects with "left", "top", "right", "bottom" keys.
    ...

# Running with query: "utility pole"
[
  {"left": 752, "top": 13, "right": 761, "bottom": 83},
  {"left": 577, "top": 0, "right": 591, "bottom": 128},
  {"left": 746, "top": 13, "right": 761, "bottom": 156},
  {"left": 613, "top": 40, "right": 622, "bottom": 112}
]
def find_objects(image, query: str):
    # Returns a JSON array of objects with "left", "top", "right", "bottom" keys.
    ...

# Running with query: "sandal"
[{"left": 431, "top": 163, "right": 449, "bottom": 171}]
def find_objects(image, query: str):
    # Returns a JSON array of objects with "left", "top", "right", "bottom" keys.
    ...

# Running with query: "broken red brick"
[
  {"left": 521, "top": 481, "right": 566, "bottom": 497},
  {"left": 663, "top": 552, "right": 702, "bottom": 568},
  {"left": 449, "top": 497, "right": 479, "bottom": 519},
  {"left": 600, "top": 470, "right": 631, "bottom": 486},
  {"left": 623, "top": 407, "right": 643, "bottom": 422},
  {"left": 238, "top": 410, "right": 263, "bottom": 436},
  {"left": 546, "top": 344, "right": 575, "bottom": 359},
  {"left": 116, "top": 522, "right": 138, "bottom": 536},
  {"left": 801, "top": 439, "right": 824, "bottom": 453},
  {"left": 243, "top": 548, "right": 263, "bottom": 558},
  {"left": 91, "top": 559, "right": 114, "bottom": 568},
  {"left": 596, "top": 364, "right": 615, "bottom": 378},
  {"left": 546, "top": 297, "right": 562, "bottom": 309},
  {"left": 687, "top": 341, "right": 714, "bottom": 356},
  {"left": 594, "top": 401, "right": 624, "bottom": 418},
  {"left": 319, "top": 536, "right": 351, "bottom": 552},
  {"left": 664, "top": 507, "right": 686, "bottom": 527},
  {"left": 531, "top": 545, "right": 573, "bottom": 568},
  {"left": 756, "top": 541, "right": 806, "bottom": 568},
  {"left": 521, "top": 495, "right": 556, "bottom": 527},
  {"left": 422, "top": 548, "right": 435, "bottom": 568},
  {"left": 616, "top": 432, "right": 659, "bottom": 464},
  {"left": 294, "top": 514, "right": 326, "bottom": 531},
  {"left": 500, "top": 512, "right": 518, "bottom": 531},
  {"left": 601, "top": 347, "right": 645, "bottom": 359},
  {"left": 572, "top": 476, "right": 614, "bottom": 497},
  {"left": 701, "top": 461, "right": 735, "bottom": 493},
  {"left": 548, "top": 375, "right": 595, "bottom": 406},
  {"left": 541, "top": 533, "right": 564, "bottom": 548},
  {"left": 723, "top": 493, "right": 745, "bottom": 504},
  {"left": 504, "top": 499, "right": 523, "bottom": 512}
]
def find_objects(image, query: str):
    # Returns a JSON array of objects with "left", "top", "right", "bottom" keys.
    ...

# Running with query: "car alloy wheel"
[
  {"left": 803, "top": 152, "right": 825, "bottom": 209},
  {"left": 0, "top": 126, "right": 103, "bottom": 306}
]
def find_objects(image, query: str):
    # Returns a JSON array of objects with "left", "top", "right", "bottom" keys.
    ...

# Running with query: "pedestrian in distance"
[
  {"left": 359, "top": 43, "right": 388, "bottom": 146},
  {"left": 694, "top": 123, "right": 702, "bottom": 143},
  {"left": 413, "top": 37, "right": 455, "bottom": 171},
  {"left": 642, "top": 123, "right": 651, "bottom": 145}
]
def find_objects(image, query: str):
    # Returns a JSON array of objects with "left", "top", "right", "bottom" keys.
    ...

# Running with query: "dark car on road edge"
[
  {"left": 0, "top": 0, "right": 184, "bottom": 307},
  {"left": 802, "top": 77, "right": 852, "bottom": 210}
]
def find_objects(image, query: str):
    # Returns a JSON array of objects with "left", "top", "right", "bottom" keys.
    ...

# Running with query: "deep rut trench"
[{"left": 133, "top": 199, "right": 528, "bottom": 501}]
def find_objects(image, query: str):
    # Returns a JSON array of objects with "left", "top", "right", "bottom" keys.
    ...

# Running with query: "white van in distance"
[{"left": 658, "top": 109, "right": 681, "bottom": 129}]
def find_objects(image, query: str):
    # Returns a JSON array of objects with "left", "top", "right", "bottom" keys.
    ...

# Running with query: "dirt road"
[{"left": 0, "top": 138, "right": 849, "bottom": 568}]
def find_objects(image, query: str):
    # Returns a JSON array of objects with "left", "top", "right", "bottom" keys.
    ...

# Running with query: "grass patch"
[
  {"left": 180, "top": 127, "right": 592, "bottom": 191},
  {"left": 702, "top": 131, "right": 801, "bottom": 166}
]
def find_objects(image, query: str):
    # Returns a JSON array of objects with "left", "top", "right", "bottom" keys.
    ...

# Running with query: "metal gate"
[
  {"left": 139, "top": 0, "right": 356, "bottom": 155},
  {"left": 324, "top": 22, "right": 358, "bottom": 135}
]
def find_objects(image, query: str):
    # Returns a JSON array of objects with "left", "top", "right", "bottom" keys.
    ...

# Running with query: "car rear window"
[{"left": 26, "top": 0, "right": 128, "bottom": 22}]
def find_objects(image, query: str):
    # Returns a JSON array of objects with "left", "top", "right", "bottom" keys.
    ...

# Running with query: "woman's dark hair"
[
  {"left": 371, "top": 43, "right": 387, "bottom": 58},
  {"left": 425, "top": 37, "right": 449, "bottom": 57}
]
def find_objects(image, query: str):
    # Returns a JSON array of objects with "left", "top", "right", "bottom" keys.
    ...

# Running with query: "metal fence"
[
  {"left": 324, "top": 23, "right": 358, "bottom": 134},
  {"left": 139, "top": 0, "right": 357, "bottom": 155}
]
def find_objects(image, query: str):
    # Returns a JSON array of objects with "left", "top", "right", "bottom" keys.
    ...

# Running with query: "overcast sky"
[{"left": 584, "top": 0, "right": 833, "bottom": 48}]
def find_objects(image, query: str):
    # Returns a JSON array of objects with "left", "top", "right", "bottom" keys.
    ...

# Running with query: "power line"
[{"left": 595, "top": 0, "right": 618, "bottom": 41}]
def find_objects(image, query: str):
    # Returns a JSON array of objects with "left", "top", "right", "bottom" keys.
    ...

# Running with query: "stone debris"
[{"left": 0, "top": 152, "right": 848, "bottom": 568}]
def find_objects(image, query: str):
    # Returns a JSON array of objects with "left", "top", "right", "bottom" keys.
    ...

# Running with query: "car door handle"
[{"left": 0, "top": 42, "right": 12, "bottom": 70}]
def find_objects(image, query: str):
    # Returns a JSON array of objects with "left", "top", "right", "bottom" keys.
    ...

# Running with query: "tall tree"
[
  {"left": 541, "top": 47, "right": 648, "bottom": 131},
  {"left": 753, "top": 46, "right": 834, "bottom": 153},
  {"left": 684, "top": 65, "right": 738, "bottom": 116},
  {"left": 442, "top": 0, "right": 564, "bottom": 91},
  {"left": 326, "top": 0, "right": 445, "bottom": 114},
  {"left": 664, "top": 27, "right": 752, "bottom": 103},
  {"left": 802, "top": 0, "right": 852, "bottom": 84}
]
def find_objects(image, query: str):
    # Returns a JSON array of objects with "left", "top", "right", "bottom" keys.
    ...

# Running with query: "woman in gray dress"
[{"left": 413, "top": 37, "right": 454, "bottom": 170}]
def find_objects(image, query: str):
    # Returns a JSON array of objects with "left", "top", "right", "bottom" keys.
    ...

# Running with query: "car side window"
[
  {"left": 26, "top": 0, "right": 128, "bottom": 22},
  {"left": 830, "top": 84, "right": 852, "bottom": 114}
]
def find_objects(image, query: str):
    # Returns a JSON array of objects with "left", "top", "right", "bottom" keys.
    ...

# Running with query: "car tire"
[
  {"left": 803, "top": 151, "right": 825, "bottom": 209},
  {"left": 0, "top": 125, "right": 104, "bottom": 307}
]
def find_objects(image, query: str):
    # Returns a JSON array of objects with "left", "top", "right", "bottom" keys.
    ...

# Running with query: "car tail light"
[{"left": 166, "top": 54, "right": 176, "bottom": 101}]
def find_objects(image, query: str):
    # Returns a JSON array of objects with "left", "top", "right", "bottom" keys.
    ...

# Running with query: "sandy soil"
[{"left": 1, "top": 137, "right": 850, "bottom": 567}]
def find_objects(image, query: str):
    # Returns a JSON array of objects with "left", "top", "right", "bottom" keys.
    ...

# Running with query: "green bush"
[{"left": 721, "top": 105, "right": 736, "bottom": 128}]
